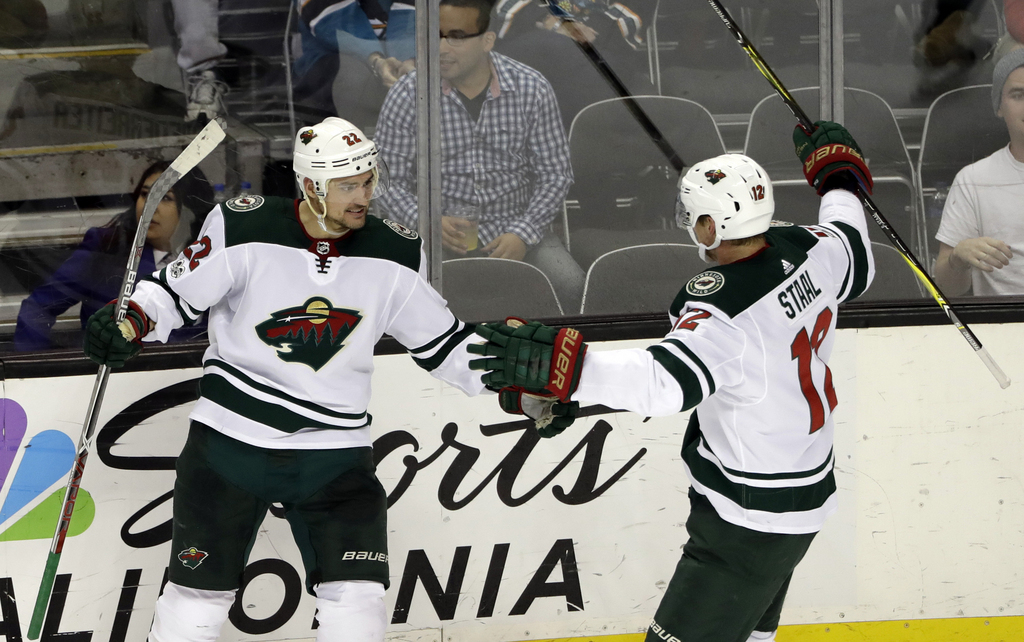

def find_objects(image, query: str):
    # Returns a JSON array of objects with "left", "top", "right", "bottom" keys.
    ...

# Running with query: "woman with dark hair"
[{"left": 14, "top": 161, "right": 213, "bottom": 351}]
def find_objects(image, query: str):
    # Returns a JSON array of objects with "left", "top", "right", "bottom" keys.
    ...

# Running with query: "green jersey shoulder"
[
  {"left": 343, "top": 216, "right": 422, "bottom": 272},
  {"left": 670, "top": 226, "right": 823, "bottom": 317},
  {"left": 222, "top": 195, "right": 303, "bottom": 248},
  {"left": 219, "top": 195, "right": 422, "bottom": 272}
]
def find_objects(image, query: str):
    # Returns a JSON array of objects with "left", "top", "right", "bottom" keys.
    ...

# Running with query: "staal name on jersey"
[{"left": 778, "top": 270, "right": 823, "bottom": 319}]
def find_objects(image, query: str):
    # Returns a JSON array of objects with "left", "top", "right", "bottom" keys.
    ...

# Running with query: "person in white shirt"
[{"left": 933, "top": 46, "right": 1024, "bottom": 296}]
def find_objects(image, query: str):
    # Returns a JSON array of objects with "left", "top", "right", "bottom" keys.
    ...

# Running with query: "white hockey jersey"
[
  {"left": 574, "top": 189, "right": 875, "bottom": 534},
  {"left": 131, "top": 195, "right": 485, "bottom": 450}
]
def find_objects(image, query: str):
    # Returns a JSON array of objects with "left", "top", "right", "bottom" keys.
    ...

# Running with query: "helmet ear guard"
[{"left": 676, "top": 153, "right": 774, "bottom": 262}]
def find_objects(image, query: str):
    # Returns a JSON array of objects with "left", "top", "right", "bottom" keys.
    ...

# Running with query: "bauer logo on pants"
[
  {"left": 342, "top": 550, "right": 388, "bottom": 563},
  {"left": 178, "top": 547, "right": 209, "bottom": 569}
]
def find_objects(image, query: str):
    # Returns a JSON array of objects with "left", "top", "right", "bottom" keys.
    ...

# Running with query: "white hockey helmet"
[
  {"left": 675, "top": 153, "right": 774, "bottom": 262},
  {"left": 293, "top": 118, "right": 389, "bottom": 229}
]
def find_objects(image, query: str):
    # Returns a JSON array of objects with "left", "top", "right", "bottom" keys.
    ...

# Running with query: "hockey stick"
[
  {"left": 706, "top": 0, "right": 1010, "bottom": 390},
  {"left": 27, "top": 120, "right": 226, "bottom": 640},
  {"left": 547, "top": 6, "right": 686, "bottom": 172}
]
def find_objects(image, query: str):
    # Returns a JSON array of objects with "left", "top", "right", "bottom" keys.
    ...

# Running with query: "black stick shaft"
[{"left": 554, "top": 13, "right": 685, "bottom": 172}]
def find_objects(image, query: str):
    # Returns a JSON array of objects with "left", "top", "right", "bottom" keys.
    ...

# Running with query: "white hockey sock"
[
  {"left": 314, "top": 580, "right": 387, "bottom": 642},
  {"left": 746, "top": 630, "right": 777, "bottom": 642},
  {"left": 149, "top": 582, "right": 236, "bottom": 642}
]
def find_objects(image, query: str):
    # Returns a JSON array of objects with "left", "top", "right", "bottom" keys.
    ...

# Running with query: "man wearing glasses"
[{"left": 375, "top": 0, "right": 586, "bottom": 313}]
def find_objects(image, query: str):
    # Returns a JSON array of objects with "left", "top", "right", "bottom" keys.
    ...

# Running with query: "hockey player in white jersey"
[
  {"left": 83, "top": 117, "right": 490, "bottom": 642},
  {"left": 468, "top": 121, "right": 875, "bottom": 642}
]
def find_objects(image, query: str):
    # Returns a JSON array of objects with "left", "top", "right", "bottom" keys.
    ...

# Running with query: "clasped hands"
[{"left": 468, "top": 318, "right": 586, "bottom": 437}]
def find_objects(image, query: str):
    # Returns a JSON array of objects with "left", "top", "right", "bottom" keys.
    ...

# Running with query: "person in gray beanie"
[
  {"left": 992, "top": 46, "right": 1024, "bottom": 114},
  {"left": 933, "top": 46, "right": 1024, "bottom": 296}
]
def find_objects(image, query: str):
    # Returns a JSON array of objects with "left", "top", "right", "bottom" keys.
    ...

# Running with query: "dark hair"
[
  {"left": 130, "top": 160, "right": 215, "bottom": 227},
  {"left": 101, "top": 160, "right": 213, "bottom": 254},
  {"left": 440, "top": 0, "right": 493, "bottom": 33}
]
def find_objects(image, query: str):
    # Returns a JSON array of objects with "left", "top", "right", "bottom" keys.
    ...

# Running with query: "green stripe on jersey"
[
  {"left": 648, "top": 344, "right": 710, "bottom": 411},
  {"left": 713, "top": 443, "right": 834, "bottom": 481},
  {"left": 200, "top": 373, "right": 369, "bottom": 433},
  {"left": 205, "top": 359, "right": 366, "bottom": 421},
  {"left": 413, "top": 324, "right": 477, "bottom": 372},
  {"left": 664, "top": 339, "right": 716, "bottom": 396},
  {"left": 409, "top": 319, "right": 460, "bottom": 355},
  {"left": 681, "top": 414, "right": 836, "bottom": 513},
  {"left": 831, "top": 221, "right": 871, "bottom": 301},
  {"left": 143, "top": 273, "right": 203, "bottom": 325}
]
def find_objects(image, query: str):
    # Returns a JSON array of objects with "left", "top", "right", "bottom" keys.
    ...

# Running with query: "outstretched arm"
[{"left": 469, "top": 313, "right": 744, "bottom": 418}]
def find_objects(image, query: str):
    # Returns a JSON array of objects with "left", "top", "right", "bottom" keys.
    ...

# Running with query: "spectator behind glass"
[
  {"left": 911, "top": 0, "right": 993, "bottom": 99},
  {"left": 375, "top": 0, "right": 586, "bottom": 312},
  {"left": 291, "top": 0, "right": 416, "bottom": 127},
  {"left": 933, "top": 47, "right": 1024, "bottom": 296},
  {"left": 1008, "top": 0, "right": 1024, "bottom": 44},
  {"left": 168, "top": 0, "right": 230, "bottom": 127},
  {"left": 13, "top": 162, "right": 213, "bottom": 351},
  {"left": 0, "top": 0, "right": 192, "bottom": 147},
  {"left": 492, "top": 0, "right": 649, "bottom": 128}
]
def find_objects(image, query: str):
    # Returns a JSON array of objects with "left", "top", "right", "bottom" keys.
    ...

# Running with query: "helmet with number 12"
[{"left": 676, "top": 153, "right": 774, "bottom": 262}]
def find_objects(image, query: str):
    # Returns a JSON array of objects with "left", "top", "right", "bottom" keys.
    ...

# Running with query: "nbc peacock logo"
[{"left": 0, "top": 399, "right": 95, "bottom": 542}]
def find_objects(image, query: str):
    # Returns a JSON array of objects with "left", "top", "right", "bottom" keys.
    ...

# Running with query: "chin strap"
[
  {"left": 311, "top": 195, "right": 329, "bottom": 232},
  {"left": 687, "top": 225, "right": 722, "bottom": 263},
  {"left": 306, "top": 182, "right": 333, "bottom": 232}
]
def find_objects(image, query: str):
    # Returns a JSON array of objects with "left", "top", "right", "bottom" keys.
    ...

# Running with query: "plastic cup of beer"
[{"left": 448, "top": 204, "right": 481, "bottom": 251}]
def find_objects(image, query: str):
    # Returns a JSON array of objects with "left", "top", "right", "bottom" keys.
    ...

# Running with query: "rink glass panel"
[{"left": 0, "top": 0, "right": 1018, "bottom": 352}]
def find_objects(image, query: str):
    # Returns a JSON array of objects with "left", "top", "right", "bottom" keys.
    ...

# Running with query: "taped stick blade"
[{"left": 169, "top": 119, "right": 226, "bottom": 177}]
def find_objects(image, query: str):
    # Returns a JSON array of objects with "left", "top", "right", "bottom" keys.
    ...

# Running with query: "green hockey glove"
[
  {"left": 794, "top": 120, "right": 873, "bottom": 196},
  {"left": 84, "top": 300, "right": 149, "bottom": 368},
  {"left": 498, "top": 386, "right": 580, "bottom": 437},
  {"left": 468, "top": 317, "right": 587, "bottom": 401}
]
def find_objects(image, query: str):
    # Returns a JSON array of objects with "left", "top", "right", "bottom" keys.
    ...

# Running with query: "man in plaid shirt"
[{"left": 375, "top": 0, "right": 585, "bottom": 313}]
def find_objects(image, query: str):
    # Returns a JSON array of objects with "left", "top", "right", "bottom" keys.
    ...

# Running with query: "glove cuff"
[
  {"left": 802, "top": 144, "right": 874, "bottom": 195},
  {"left": 115, "top": 299, "right": 151, "bottom": 344},
  {"left": 546, "top": 327, "right": 586, "bottom": 402},
  {"left": 497, "top": 388, "right": 527, "bottom": 415}
]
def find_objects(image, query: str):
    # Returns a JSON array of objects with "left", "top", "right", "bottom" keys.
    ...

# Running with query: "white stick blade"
[{"left": 169, "top": 120, "right": 226, "bottom": 177}]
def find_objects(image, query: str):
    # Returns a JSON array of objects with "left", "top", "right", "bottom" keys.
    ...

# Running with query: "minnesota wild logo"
[
  {"left": 255, "top": 297, "right": 362, "bottom": 371},
  {"left": 300, "top": 129, "right": 317, "bottom": 145},
  {"left": 178, "top": 547, "right": 208, "bottom": 570},
  {"left": 704, "top": 169, "right": 726, "bottom": 185}
]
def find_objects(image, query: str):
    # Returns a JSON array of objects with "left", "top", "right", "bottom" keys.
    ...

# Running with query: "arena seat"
[
  {"left": 580, "top": 243, "right": 706, "bottom": 315},
  {"left": 441, "top": 258, "right": 563, "bottom": 322}
]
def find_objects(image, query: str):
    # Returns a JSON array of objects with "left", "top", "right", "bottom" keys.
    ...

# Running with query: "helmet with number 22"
[{"left": 293, "top": 118, "right": 390, "bottom": 229}]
